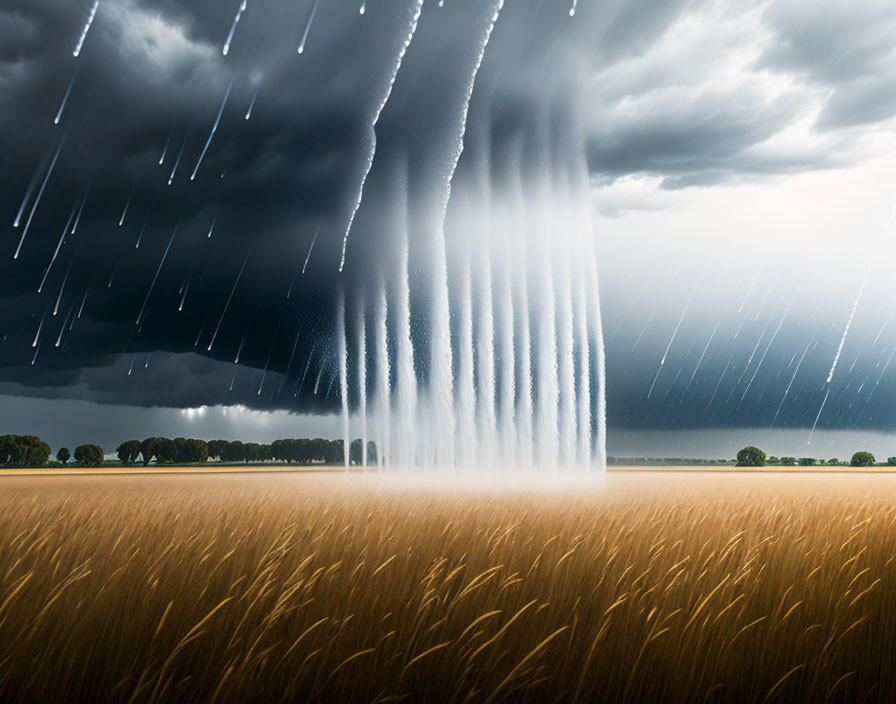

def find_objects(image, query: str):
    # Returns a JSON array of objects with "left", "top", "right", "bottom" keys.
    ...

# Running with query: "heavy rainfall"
[{"left": 2, "top": 0, "right": 896, "bottom": 463}]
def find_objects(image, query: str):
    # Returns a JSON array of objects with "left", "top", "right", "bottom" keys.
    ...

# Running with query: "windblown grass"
[{"left": 0, "top": 471, "right": 894, "bottom": 702}]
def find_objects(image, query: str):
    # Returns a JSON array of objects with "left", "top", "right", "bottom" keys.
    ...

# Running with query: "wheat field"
[{"left": 0, "top": 471, "right": 894, "bottom": 702}]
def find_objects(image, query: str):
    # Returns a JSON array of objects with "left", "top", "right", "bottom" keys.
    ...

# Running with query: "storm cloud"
[{"left": 1, "top": 0, "right": 896, "bottom": 448}]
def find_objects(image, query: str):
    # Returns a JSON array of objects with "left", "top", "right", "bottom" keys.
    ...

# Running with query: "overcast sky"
[{"left": 2, "top": 0, "right": 896, "bottom": 456}]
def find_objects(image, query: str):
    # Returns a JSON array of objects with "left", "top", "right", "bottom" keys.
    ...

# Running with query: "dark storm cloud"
[
  {"left": 2, "top": 0, "right": 894, "bottom": 442},
  {"left": 586, "top": 84, "right": 816, "bottom": 188},
  {"left": 758, "top": 0, "right": 896, "bottom": 129},
  {"left": 0, "top": 393, "right": 341, "bottom": 451},
  {"left": 1, "top": 0, "right": 617, "bottom": 415},
  {"left": 583, "top": 0, "right": 896, "bottom": 188},
  {"left": 0, "top": 350, "right": 341, "bottom": 414}
]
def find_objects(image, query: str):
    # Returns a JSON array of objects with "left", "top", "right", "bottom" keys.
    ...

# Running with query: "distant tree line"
[
  {"left": 4, "top": 433, "right": 895, "bottom": 471},
  {"left": 737, "top": 447, "right": 891, "bottom": 468},
  {"left": 0, "top": 436, "right": 106, "bottom": 468},
  {"left": 608, "top": 457, "right": 732, "bottom": 466},
  {"left": 118, "top": 437, "right": 377, "bottom": 466},
  {"left": 0, "top": 435, "right": 52, "bottom": 467},
  {"left": 117, "top": 438, "right": 210, "bottom": 465},
  {"left": 0, "top": 434, "right": 379, "bottom": 468},
  {"left": 267, "top": 438, "right": 378, "bottom": 465}
]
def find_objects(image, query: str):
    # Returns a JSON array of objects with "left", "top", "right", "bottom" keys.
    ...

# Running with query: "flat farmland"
[{"left": 0, "top": 471, "right": 894, "bottom": 702}]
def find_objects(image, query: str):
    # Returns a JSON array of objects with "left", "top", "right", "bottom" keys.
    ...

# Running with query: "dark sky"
[{"left": 3, "top": 0, "right": 896, "bottom": 453}]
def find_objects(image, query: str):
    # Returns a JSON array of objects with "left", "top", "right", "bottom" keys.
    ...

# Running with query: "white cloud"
[{"left": 586, "top": 0, "right": 896, "bottom": 188}]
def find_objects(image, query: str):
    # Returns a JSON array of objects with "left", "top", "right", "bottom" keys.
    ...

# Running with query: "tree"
[
  {"left": 851, "top": 451, "right": 875, "bottom": 467},
  {"left": 27, "top": 437, "right": 51, "bottom": 466},
  {"left": 57, "top": 447, "right": 71, "bottom": 464},
  {"left": 219, "top": 440, "right": 236, "bottom": 462},
  {"left": 208, "top": 439, "right": 225, "bottom": 461},
  {"left": 779, "top": 457, "right": 797, "bottom": 466},
  {"left": 140, "top": 437, "right": 160, "bottom": 465},
  {"left": 271, "top": 439, "right": 287, "bottom": 463},
  {"left": 221, "top": 440, "right": 242, "bottom": 462},
  {"left": 329, "top": 439, "right": 344, "bottom": 464},
  {"left": 74, "top": 444, "right": 105, "bottom": 467},
  {"left": 155, "top": 438, "right": 177, "bottom": 464},
  {"left": 347, "top": 439, "right": 378, "bottom": 466},
  {"left": 0, "top": 436, "right": 14, "bottom": 466},
  {"left": 768, "top": 456, "right": 779, "bottom": 464},
  {"left": 798, "top": 457, "right": 816, "bottom": 466},
  {"left": 244, "top": 442, "right": 261, "bottom": 462},
  {"left": 0, "top": 435, "right": 51, "bottom": 467},
  {"left": 350, "top": 439, "right": 364, "bottom": 465},
  {"left": 826, "top": 458, "right": 840, "bottom": 465},
  {"left": 117, "top": 440, "right": 141, "bottom": 464},
  {"left": 736, "top": 446, "right": 766, "bottom": 467},
  {"left": 887, "top": 457, "right": 896, "bottom": 466},
  {"left": 187, "top": 439, "right": 209, "bottom": 463},
  {"left": 174, "top": 437, "right": 191, "bottom": 464}
]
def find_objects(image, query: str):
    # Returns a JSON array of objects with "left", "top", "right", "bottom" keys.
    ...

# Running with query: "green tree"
[
  {"left": 187, "top": 439, "right": 209, "bottom": 463},
  {"left": 74, "top": 444, "right": 105, "bottom": 467},
  {"left": 174, "top": 437, "right": 191, "bottom": 464},
  {"left": 208, "top": 440, "right": 225, "bottom": 461},
  {"left": 245, "top": 442, "right": 261, "bottom": 462},
  {"left": 0, "top": 435, "right": 51, "bottom": 467},
  {"left": 155, "top": 438, "right": 177, "bottom": 464},
  {"left": 736, "top": 446, "right": 766, "bottom": 467},
  {"left": 271, "top": 439, "right": 286, "bottom": 462},
  {"left": 222, "top": 440, "right": 243, "bottom": 462},
  {"left": 329, "top": 439, "right": 344, "bottom": 464},
  {"left": 826, "top": 458, "right": 840, "bottom": 465},
  {"left": 140, "top": 437, "right": 160, "bottom": 466},
  {"left": 345, "top": 440, "right": 379, "bottom": 466},
  {"left": 887, "top": 457, "right": 896, "bottom": 466},
  {"left": 851, "top": 451, "right": 875, "bottom": 467},
  {"left": 117, "top": 440, "right": 141, "bottom": 464},
  {"left": 780, "top": 457, "right": 797, "bottom": 466},
  {"left": 221, "top": 440, "right": 237, "bottom": 462},
  {"left": 57, "top": 447, "right": 71, "bottom": 464},
  {"left": 0, "top": 436, "right": 13, "bottom": 466},
  {"left": 27, "top": 437, "right": 51, "bottom": 466},
  {"left": 798, "top": 458, "right": 816, "bottom": 466},
  {"left": 350, "top": 438, "right": 364, "bottom": 465}
]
